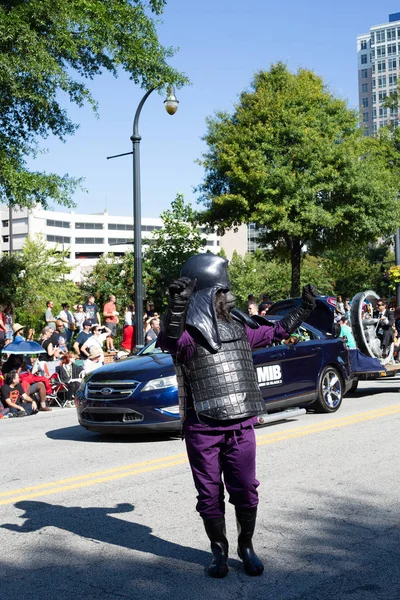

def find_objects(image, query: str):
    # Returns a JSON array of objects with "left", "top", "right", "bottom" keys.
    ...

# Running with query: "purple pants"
[{"left": 184, "top": 425, "right": 259, "bottom": 519}]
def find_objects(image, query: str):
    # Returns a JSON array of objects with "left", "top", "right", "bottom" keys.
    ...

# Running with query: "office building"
[{"left": 357, "top": 12, "right": 400, "bottom": 135}]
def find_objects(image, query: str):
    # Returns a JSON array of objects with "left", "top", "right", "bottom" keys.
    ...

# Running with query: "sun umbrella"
[{"left": 1, "top": 340, "right": 46, "bottom": 355}]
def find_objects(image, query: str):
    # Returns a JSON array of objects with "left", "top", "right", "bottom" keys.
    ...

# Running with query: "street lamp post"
[{"left": 107, "top": 85, "right": 179, "bottom": 349}]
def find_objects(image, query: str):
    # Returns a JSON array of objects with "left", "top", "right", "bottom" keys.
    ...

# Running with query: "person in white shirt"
[
  {"left": 83, "top": 347, "right": 104, "bottom": 374},
  {"left": 80, "top": 325, "right": 111, "bottom": 364}
]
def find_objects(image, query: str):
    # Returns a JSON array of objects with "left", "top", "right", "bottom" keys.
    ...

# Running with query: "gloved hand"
[
  {"left": 301, "top": 284, "right": 318, "bottom": 309},
  {"left": 168, "top": 277, "right": 196, "bottom": 302}
]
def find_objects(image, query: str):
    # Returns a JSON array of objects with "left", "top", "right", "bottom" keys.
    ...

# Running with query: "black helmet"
[
  {"left": 180, "top": 253, "right": 231, "bottom": 352},
  {"left": 180, "top": 253, "right": 230, "bottom": 292}
]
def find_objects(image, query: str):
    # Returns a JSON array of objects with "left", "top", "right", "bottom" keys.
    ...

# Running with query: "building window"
[
  {"left": 387, "top": 28, "right": 396, "bottom": 41},
  {"left": 46, "top": 219, "right": 70, "bottom": 229},
  {"left": 2, "top": 235, "right": 9, "bottom": 243},
  {"left": 378, "top": 91, "right": 387, "bottom": 101},
  {"left": 361, "top": 83, "right": 368, "bottom": 93},
  {"left": 372, "top": 108, "right": 377, "bottom": 118},
  {"left": 376, "top": 30, "right": 385, "bottom": 43},
  {"left": 371, "top": 32, "right": 375, "bottom": 44},
  {"left": 108, "top": 223, "right": 134, "bottom": 231},
  {"left": 379, "top": 107, "right": 387, "bottom": 117},
  {"left": 363, "top": 113, "right": 369, "bottom": 122},
  {"left": 388, "top": 58, "right": 397, "bottom": 71},
  {"left": 362, "top": 97, "right": 368, "bottom": 108},
  {"left": 389, "top": 74, "right": 398, "bottom": 86},
  {"left": 75, "top": 222, "right": 103, "bottom": 230},
  {"left": 372, "top": 93, "right": 377, "bottom": 104},
  {"left": 2, "top": 220, "right": 9, "bottom": 227},
  {"left": 387, "top": 44, "right": 397, "bottom": 55},
  {"left": 361, "top": 69, "right": 368, "bottom": 79},
  {"left": 141, "top": 225, "right": 162, "bottom": 232},
  {"left": 377, "top": 60, "right": 386, "bottom": 72},
  {"left": 361, "top": 40, "right": 368, "bottom": 50},
  {"left": 75, "top": 238, "right": 104, "bottom": 244},
  {"left": 365, "top": 129, "right": 370, "bottom": 136},
  {"left": 373, "top": 123, "right": 378, "bottom": 133},
  {"left": 46, "top": 235, "right": 71, "bottom": 243},
  {"left": 361, "top": 54, "right": 368, "bottom": 64},
  {"left": 372, "top": 78, "right": 376, "bottom": 89},
  {"left": 376, "top": 45, "right": 386, "bottom": 57},
  {"left": 378, "top": 76, "right": 386, "bottom": 88},
  {"left": 108, "top": 238, "right": 131, "bottom": 245}
]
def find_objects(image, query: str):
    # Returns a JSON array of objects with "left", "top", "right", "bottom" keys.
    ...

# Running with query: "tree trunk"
[{"left": 290, "top": 239, "right": 302, "bottom": 297}]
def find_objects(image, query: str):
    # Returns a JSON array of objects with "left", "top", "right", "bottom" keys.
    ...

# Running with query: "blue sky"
[{"left": 28, "top": 1, "right": 399, "bottom": 218}]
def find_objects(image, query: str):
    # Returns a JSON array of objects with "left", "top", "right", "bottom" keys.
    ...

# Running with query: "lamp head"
[{"left": 164, "top": 85, "right": 179, "bottom": 115}]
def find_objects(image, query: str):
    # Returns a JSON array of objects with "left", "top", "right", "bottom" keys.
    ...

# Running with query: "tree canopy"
[
  {"left": 144, "top": 193, "right": 207, "bottom": 309},
  {"left": 196, "top": 63, "right": 400, "bottom": 296},
  {"left": 0, "top": 0, "right": 187, "bottom": 209}
]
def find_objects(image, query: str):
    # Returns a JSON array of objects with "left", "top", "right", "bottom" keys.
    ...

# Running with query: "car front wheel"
[{"left": 313, "top": 366, "right": 343, "bottom": 413}]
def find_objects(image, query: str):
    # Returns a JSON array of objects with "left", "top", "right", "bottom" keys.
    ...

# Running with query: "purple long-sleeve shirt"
[{"left": 157, "top": 321, "right": 288, "bottom": 431}]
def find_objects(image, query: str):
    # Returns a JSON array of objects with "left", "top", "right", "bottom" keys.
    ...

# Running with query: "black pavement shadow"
[
  {"left": 1, "top": 494, "right": 400, "bottom": 600},
  {"left": 46, "top": 424, "right": 181, "bottom": 444}
]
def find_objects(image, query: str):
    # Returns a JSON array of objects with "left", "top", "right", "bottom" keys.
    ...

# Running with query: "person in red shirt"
[{"left": 103, "top": 294, "right": 119, "bottom": 352}]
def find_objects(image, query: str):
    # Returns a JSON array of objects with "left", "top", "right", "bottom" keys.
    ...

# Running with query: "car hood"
[
  {"left": 266, "top": 296, "right": 337, "bottom": 336},
  {"left": 86, "top": 352, "right": 174, "bottom": 383}
]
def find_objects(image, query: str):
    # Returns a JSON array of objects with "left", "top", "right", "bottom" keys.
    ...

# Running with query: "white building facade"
[
  {"left": 0, "top": 205, "right": 248, "bottom": 281},
  {"left": 357, "top": 12, "right": 400, "bottom": 135}
]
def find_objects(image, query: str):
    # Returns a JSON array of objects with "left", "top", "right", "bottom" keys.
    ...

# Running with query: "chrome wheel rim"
[{"left": 322, "top": 370, "right": 342, "bottom": 408}]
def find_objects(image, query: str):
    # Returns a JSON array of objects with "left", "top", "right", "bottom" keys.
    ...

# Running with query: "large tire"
[
  {"left": 350, "top": 290, "right": 380, "bottom": 358},
  {"left": 313, "top": 366, "right": 343, "bottom": 413}
]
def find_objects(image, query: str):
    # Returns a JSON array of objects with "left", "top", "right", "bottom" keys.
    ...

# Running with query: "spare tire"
[{"left": 350, "top": 290, "right": 380, "bottom": 358}]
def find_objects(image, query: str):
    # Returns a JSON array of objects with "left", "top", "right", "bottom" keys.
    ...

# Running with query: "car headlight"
[{"left": 142, "top": 375, "right": 177, "bottom": 391}]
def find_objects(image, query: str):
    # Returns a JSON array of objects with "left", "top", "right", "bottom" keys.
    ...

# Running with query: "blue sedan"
[{"left": 76, "top": 299, "right": 352, "bottom": 435}]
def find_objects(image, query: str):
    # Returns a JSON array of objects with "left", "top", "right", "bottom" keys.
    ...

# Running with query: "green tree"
[
  {"left": 144, "top": 193, "right": 207, "bottom": 309},
  {"left": 0, "top": 235, "right": 80, "bottom": 332},
  {"left": 0, "top": 0, "right": 187, "bottom": 209},
  {"left": 81, "top": 251, "right": 135, "bottom": 313},
  {"left": 196, "top": 63, "right": 400, "bottom": 297}
]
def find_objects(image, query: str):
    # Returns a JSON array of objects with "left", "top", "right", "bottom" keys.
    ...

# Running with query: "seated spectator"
[
  {"left": 339, "top": 317, "right": 357, "bottom": 349},
  {"left": 145, "top": 317, "right": 160, "bottom": 344},
  {"left": 80, "top": 325, "right": 111, "bottom": 364},
  {"left": 40, "top": 327, "right": 62, "bottom": 362},
  {"left": 58, "top": 352, "right": 84, "bottom": 407},
  {"left": 0, "top": 397, "right": 12, "bottom": 418},
  {"left": 83, "top": 347, "right": 104, "bottom": 374},
  {"left": 73, "top": 320, "right": 92, "bottom": 359},
  {"left": 1, "top": 370, "right": 38, "bottom": 416},
  {"left": 248, "top": 301, "right": 259, "bottom": 316}
]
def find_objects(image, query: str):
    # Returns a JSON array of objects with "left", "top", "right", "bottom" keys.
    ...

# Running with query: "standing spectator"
[
  {"left": 0, "top": 307, "right": 7, "bottom": 351},
  {"left": 247, "top": 302, "right": 259, "bottom": 316},
  {"left": 73, "top": 320, "right": 92, "bottom": 359},
  {"left": 145, "top": 317, "right": 160, "bottom": 344},
  {"left": 2, "top": 304, "right": 14, "bottom": 342},
  {"left": 1, "top": 370, "right": 38, "bottom": 416},
  {"left": 80, "top": 325, "right": 111, "bottom": 364},
  {"left": 394, "top": 306, "right": 400, "bottom": 336},
  {"left": 375, "top": 299, "right": 395, "bottom": 357},
  {"left": 344, "top": 299, "right": 351, "bottom": 320},
  {"left": 58, "top": 303, "right": 75, "bottom": 350},
  {"left": 124, "top": 304, "right": 135, "bottom": 327},
  {"left": 103, "top": 294, "right": 118, "bottom": 352},
  {"left": 247, "top": 294, "right": 256, "bottom": 303},
  {"left": 73, "top": 303, "right": 86, "bottom": 332},
  {"left": 83, "top": 295, "right": 101, "bottom": 326},
  {"left": 339, "top": 317, "right": 356, "bottom": 349},
  {"left": 146, "top": 301, "right": 156, "bottom": 317},
  {"left": 336, "top": 296, "right": 345, "bottom": 315},
  {"left": 45, "top": 300, "right": 56, "bottom": 330}
]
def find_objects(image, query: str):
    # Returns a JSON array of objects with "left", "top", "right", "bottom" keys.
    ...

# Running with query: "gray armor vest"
[{"left": 176, "top": 320, "right": 266, "bottom": 422}]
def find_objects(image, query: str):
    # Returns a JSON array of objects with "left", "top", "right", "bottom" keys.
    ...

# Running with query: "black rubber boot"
[
  {"left": 203, "top": 517, "right": 229, "bottom": 578},
  {"left": 236, "top": 507, "right": 264, "bottom": 576}
]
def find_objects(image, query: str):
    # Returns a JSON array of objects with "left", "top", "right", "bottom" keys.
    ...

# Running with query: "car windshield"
[{"left": 138, "top": 340, "right": 164, "bottom": 356}]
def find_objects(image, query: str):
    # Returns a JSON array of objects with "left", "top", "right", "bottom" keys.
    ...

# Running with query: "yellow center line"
[{"left": 1, "top": 405, "right": 400, "bottom": 506}]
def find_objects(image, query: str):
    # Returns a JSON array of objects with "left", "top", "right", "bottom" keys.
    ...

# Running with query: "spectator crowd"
[{"left": 0, "top": 294, "right": 160, "bottom": 420}]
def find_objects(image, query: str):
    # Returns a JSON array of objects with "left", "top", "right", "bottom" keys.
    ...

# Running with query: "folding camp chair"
[{"left": 48, "top": 373, "right": 69, "bottom": 408}]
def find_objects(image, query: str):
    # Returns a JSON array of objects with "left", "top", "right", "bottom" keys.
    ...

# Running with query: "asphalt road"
[{"left": 1, "top": 379, "right": 400, "bottom": 600}]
